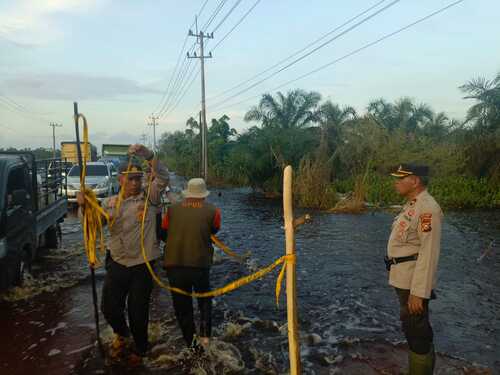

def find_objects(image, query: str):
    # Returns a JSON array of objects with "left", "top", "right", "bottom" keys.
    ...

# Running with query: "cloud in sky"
[
  {"left": 0, "top": 0, "right": 104, "bottom": 45},
  {"left": 2, "top": 73, "right": 161, "bottom": 100}
]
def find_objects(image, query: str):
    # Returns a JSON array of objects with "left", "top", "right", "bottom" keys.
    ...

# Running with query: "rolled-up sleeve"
[{"left": 410, "top": 209, "right": 443, "bottom": 298}]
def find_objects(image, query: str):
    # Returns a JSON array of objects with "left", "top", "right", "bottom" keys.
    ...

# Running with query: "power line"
[
  {"left": 0, "top": 97, "right": 47, "bottom": 122},
  {"left": 0, "top": 94, "right": 49, "bottom": 119},
  {"left": 162, "top": 65, "right": 201, "bottom": 120},
  {"left": 212, "top": 0, "right": 467, "bottom": 113},
  {"left": 211, "top": 0, "right": 243, "bottom": 34},
  {"left": 198, "top": 0, "right": 210, "bottom": 18},
  {"left": 202, "top": 0, "right": 228, "bottom": 30},
  {"left": 152, "top": 35, "right": 192, "bottom": 115},
  {"left": 208, "top": 0, "right": 386, "bottom": 100},
  {"left": 210, "top": 0, "right": 261, "bottom": 52},
  {"left": 210, "top": 0, "right": 402, "bottom": 109},
  {"left": 154, "top": 0, "right": 235, "bottom": 120},
  {"left": 157, "top": 49, "right": 197, "bottom": 118},
  {"left": 152, "top": 0, "right": 211, "bottom": 116},
  {"left": 156, "top": 42, "right": 197, "bottom": 117}
]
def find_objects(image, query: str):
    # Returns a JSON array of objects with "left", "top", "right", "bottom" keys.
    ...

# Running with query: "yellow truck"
[{"left": 60, "top": 141, "right": 97, "bottom": 164}]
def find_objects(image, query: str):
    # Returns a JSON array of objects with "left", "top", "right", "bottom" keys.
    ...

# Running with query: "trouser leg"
[
  {"left": 127, "top": 263, "right": 153, "bottom": 354},
  {"left": 101, "top": 258, "right": 130, "bottom": 338},
  {"left": 194, "top": 268, "right": 212, "bottom": 338},
  {"left": 395, "top": 288, "right": 434, "bottom": 354},
  {"left": 167, "top": 267, "right": 196, "bottom": 346}
]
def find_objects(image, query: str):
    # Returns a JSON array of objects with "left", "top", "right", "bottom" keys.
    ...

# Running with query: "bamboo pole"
[{"left": 283, "top": 165, "right": 301, "bottom": 374}]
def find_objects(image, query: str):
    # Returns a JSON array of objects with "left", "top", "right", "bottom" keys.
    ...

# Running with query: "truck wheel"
[{"left": 45, "top": 225, "right": 59, "bottom": 249}]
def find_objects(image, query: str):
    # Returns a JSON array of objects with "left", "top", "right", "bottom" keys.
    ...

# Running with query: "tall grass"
[
  {"left": 335, "top": 174, "right": 500, "bottom": 209},
  {"left": 294, "top": 142, "right": 337, "bottom": 209}
]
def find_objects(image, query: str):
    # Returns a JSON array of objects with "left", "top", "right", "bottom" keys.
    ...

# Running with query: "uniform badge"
[{"left": 420, "top": 213, "right": 432, "bottom": 232}]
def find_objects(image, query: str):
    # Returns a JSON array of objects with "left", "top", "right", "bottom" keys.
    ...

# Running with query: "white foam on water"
[
  {"left": 66, "top": 344, "right": 94, "bottom": 355},
  {"left": 218, "top": 321, "right": 251, "bottom": 339},
  {"left": 48, "top": 349, "right": 61, "bottom": 356},
  {"left": 45, "top": 322, "right": 67, "bottom": 336},
  {"left": 0, "top": 272, "right": 83, "bottom": 302},
  {"left": 250, "top": 346, "right": 279, "bottom": 374},
  {"left": 203, "top": 340, "right": 245, "bottom": 373}
]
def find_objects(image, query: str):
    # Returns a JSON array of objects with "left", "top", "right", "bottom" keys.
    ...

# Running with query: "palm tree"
[
  {"left": 460, "top": 72, "right": 500, "bottom": 131},
  {"left": 367, "top": 97, "right": 433, "bottom": 133},
  {"left": 185, "top": 116, "right": 200, "bottom": 137},
  {"left": 422, "top": 111, "right": 450, "bottom": 140},
  {"left": 367, "top": 98, "right": 396, "bottom": 131},
  {"left": 209, "top": 114, "right": 236, "bottom": 142},
  {"left": 316, "top": 101, "right": 357, "bottom": 149},
  {"left": 244, "top": 89, "right": 321, "bottom": 129}
]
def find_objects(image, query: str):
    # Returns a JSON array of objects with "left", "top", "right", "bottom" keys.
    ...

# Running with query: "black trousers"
[
  {"left": 395, "top": 288, "right": 434, "bottom": 354},
  {"left": 101, "top": 257, "right": 153, "bottom": 354},
  {"left": 166, "top": 267, "right": 212, "bottom": 347}
]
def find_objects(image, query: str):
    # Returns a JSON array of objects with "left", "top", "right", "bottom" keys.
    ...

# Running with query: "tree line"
[{"left": 159, "top": 72, "right": 500, "bottom": 209}]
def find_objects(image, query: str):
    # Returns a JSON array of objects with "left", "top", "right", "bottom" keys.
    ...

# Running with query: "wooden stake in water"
[{"left": 283, "top": 165, "right": 301, "bottom": 374}]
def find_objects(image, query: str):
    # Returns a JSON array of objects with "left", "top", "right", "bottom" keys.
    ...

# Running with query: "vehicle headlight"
[
  {"left": 96, "top": 182, "right": 108, "bottom": 189},
  {"left": 0, "top": 238, "right": 7, "bottom": 259}
]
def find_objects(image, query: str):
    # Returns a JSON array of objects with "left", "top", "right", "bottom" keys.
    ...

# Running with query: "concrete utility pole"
[
  {"left": 188, "top": 27, "right": 213, "bottom": 181},
  {"left": 49, "top": 122, "right": 62, "bottom": 159},
  {"left": 148, "top": 115, "right": 159, "bottom": 153},
  {"left": 199, "top": 111, "right": 203, "bottom": 177}
]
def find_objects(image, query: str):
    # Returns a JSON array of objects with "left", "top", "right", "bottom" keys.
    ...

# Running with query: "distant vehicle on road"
[
  {"left": 61, "top": 141, "right": 97, "bottom": 164},
  {"left": 97, "top": 157, "right": 121, "bottom": 168},
  {"left": 66, "top": 162, "right": 119, "bottom": 204},
  {"left": 101, "top": 144, "right": 130, "bottom": 163},
  {"left": 0, "top": 152, "right": 67, "bottom": 289}
]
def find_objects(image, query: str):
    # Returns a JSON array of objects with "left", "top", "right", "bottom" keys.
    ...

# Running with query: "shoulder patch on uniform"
[{"left": 420, "top": 213, "right": 432, "bottom": 232}]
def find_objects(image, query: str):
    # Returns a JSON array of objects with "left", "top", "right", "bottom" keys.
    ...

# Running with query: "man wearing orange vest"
[{"left": 161, "top": 178, "right": 221, "bottom": 348}]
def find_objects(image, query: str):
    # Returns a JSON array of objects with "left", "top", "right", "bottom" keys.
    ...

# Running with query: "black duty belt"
[{"left": 384, "top": 254, "right": 418, "bottom": 271}]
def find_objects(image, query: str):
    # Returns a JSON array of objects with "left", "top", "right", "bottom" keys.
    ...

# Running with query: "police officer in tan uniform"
[
  {"left": 386, "top": 164, "right": 443, "bottom": 374},
  {"left": 77, "top": 144, "right": 169, "bottom": 365}
]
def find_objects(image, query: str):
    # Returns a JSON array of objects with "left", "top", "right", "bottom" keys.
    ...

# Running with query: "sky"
[{"left": 0, "top": 0, "right": 499, "bottom": 152}]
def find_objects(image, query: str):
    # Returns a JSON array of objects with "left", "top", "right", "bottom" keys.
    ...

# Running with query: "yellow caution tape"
[
  {"left": 76, "top": 118, "right": 296, "bottom": 304},
  {"left": 76, "top": 114, "right": 108, "bottom": 268},
  {"left": 211, "top": 235, "right": 250, "bottom": 262},
  {"left": 140, "top": 170, "right": 295, "bottom": 305}
]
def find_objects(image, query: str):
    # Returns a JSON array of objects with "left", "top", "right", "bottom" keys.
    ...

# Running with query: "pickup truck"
[{"left": 0, "top": 152, "right": 68, "bottom": 289}]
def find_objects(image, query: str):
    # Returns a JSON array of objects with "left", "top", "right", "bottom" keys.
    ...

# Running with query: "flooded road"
[{"left": 0, "top": 181, "right": 499, "bottom": 374}]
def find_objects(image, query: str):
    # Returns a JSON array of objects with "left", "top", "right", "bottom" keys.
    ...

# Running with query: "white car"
[{"left": 66, "top": 162, "right": 119, "bottom": 203}]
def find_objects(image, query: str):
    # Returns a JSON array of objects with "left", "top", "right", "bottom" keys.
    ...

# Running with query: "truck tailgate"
[{"left": 35, "top": 198, "right": 68, "bottom": 237}]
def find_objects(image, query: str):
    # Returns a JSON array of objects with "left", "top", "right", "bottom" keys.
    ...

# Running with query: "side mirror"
[{"left": 12, "top": 189, "right": 28, "bottom": 207}]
